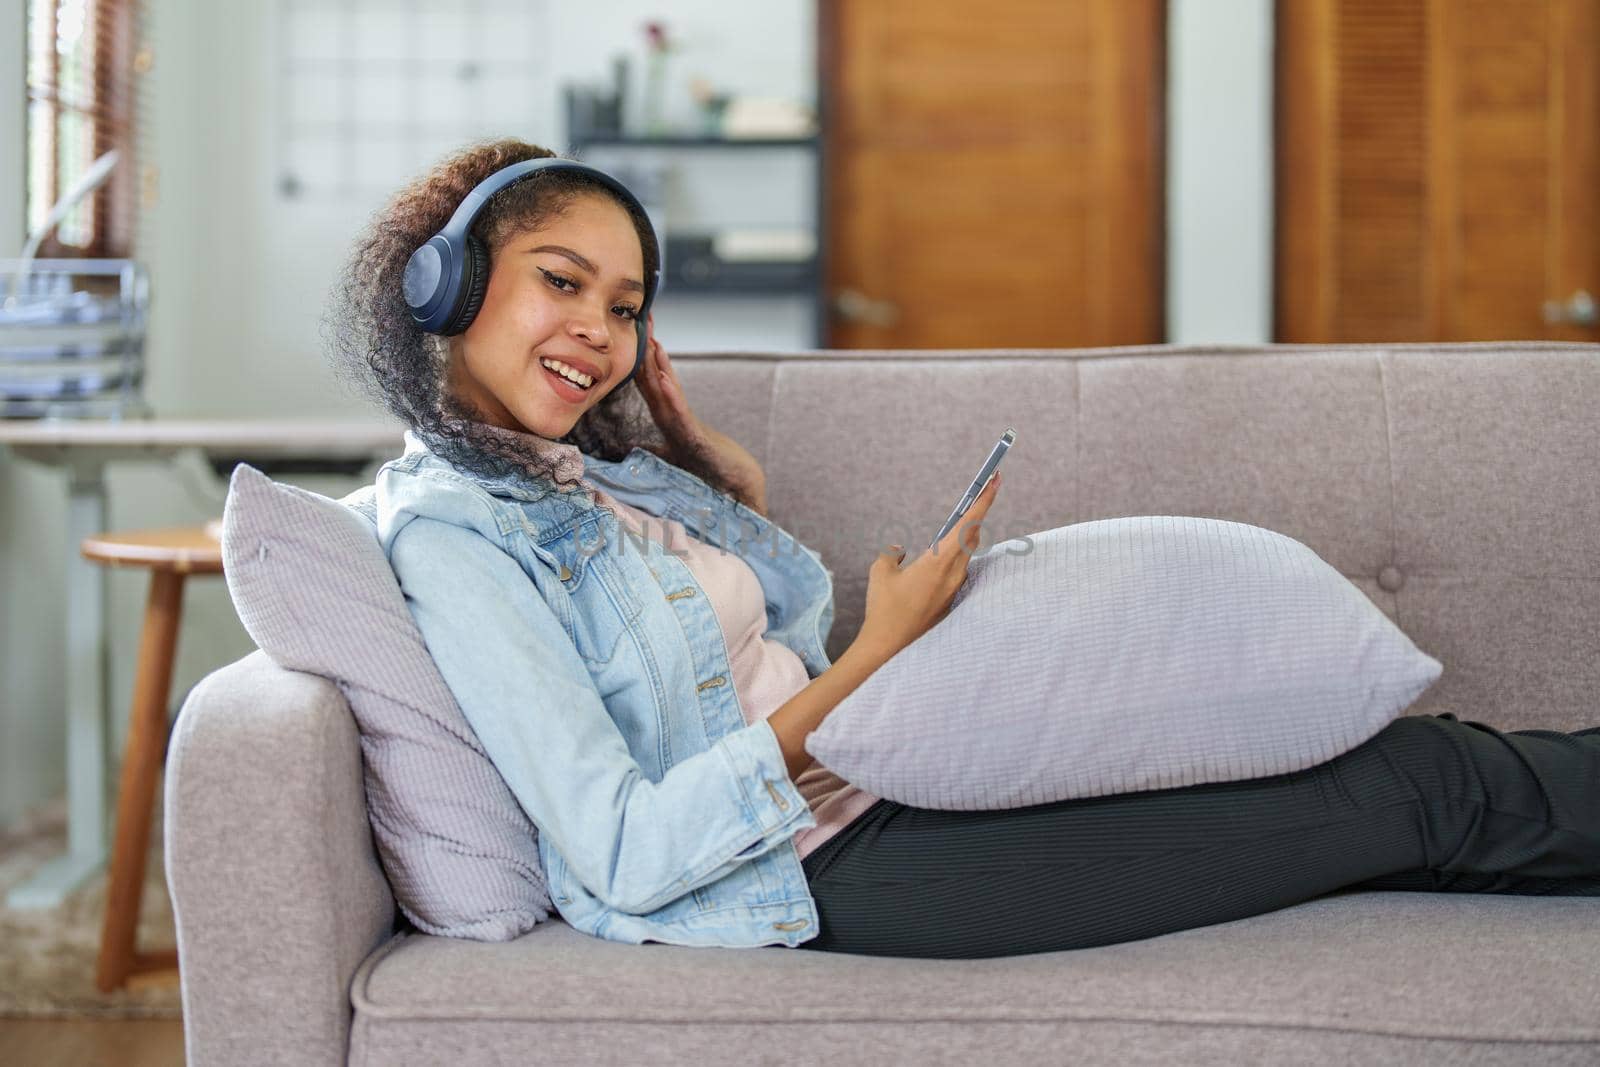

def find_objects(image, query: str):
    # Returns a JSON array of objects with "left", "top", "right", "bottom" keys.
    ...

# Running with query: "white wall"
[
  {"left": 1167, "top": 0, "right": 1274, "bottom": 343},
  {"left": 0, "top": 0, "right": 69, "bottom": 830},
  {"left": 0, "top": 0, "right": 1274, "bottom": 830}
]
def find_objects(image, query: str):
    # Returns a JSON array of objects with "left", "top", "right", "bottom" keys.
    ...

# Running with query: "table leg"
[{"left": 6, "top": 462, "right": 110, "bottom": 909}]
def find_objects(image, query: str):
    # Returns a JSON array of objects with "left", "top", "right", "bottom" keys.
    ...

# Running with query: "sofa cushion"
[
  {"left": 805, "top": 516, "right": 1443, "bottom": 810},
  {"left": 219, "top": 462, "right": 551, "bottom": 940},
  {"left": 347, "top": 895, "right": 1600, "bottom": 1062}
]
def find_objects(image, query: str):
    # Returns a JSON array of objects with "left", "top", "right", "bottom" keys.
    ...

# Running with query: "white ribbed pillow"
[
  {"left": 220, "top": 463, "right": 552, "bottom": 940},
  {"left": 805, "top": 516, "right": 1443, "bottom": 810}
]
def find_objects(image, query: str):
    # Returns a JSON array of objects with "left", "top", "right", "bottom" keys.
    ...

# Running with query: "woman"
[{"left": 328, "top": 138, "right": 1600, "bottom": 959}]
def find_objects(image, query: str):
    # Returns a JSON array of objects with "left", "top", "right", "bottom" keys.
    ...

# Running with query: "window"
[
  {"left": 25, "top": 0, "right": 146, "bottom": 258},
  {"left": 276, "top": 0, "right": 547, "bottom": 201}
]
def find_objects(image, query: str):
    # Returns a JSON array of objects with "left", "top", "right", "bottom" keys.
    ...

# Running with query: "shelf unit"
[{"left": 568, "top": 131, "right": 826, "bottom": 347}]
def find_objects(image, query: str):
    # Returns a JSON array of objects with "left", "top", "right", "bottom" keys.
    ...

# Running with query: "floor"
[{"left": 0, "top": 1018, "right": 185, "bottom": 1065}]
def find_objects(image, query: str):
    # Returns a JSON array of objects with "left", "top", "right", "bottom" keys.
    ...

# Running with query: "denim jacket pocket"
[{"left": 530, "top": 515, "right": 643, "bottom": 667}]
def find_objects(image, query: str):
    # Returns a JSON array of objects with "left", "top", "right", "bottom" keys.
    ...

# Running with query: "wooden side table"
[{"left": 80, "top": 522, "right": 225, "bottom": 993}]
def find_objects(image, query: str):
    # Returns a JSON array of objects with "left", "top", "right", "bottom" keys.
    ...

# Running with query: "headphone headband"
[
  {"left": 402, "top": 156, "right": 660, "bottom": 390},
  {"left": 435, "top": 158, "right": 655, "bottom": 265}
]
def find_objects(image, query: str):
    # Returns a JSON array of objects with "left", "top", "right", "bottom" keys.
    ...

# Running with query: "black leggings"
[{"left": 795, "top": 713, "right": 1600, "bottom": 959}]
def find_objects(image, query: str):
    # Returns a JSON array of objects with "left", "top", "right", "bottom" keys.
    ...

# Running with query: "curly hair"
[{"left": 324, "top": 137, "right": 734, "bottom": 501}]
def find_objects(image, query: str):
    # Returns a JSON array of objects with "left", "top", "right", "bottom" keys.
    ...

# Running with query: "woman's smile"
[{"left": 538, "top": 355, "right": 600, "bottom": 403}]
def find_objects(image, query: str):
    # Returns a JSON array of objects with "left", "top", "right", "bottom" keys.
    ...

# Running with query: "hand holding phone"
[
  {"left": 856, "top": 431, "right": 1012, "bottom": 663},
  {"left": 930, "top": 428, "right": 1015, "bottom": 550}
]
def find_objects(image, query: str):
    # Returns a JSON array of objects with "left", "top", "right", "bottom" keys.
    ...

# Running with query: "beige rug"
[{"left": 0, "top": 788, "right": 182, "bottom": 1020}]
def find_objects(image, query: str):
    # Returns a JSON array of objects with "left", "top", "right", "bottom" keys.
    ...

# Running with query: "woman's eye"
[
  {"left": 539, "top": 267, "right": 577, "bottom": 292},
  {"left": 540, "top": 267, "right": 637, "bottom": 320}
]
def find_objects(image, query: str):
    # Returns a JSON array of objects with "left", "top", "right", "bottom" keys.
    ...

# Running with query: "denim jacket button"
[
  {"left": 696, "top": 675, "right": 727, "bottom": 691},
  {"left": 558, "top": 563, "right": 572, "bottom": 581}
]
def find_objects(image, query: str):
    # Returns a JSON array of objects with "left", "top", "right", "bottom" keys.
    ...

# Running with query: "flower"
[{"left": 643, "top": 21, "right": 675, "bottom": 53}]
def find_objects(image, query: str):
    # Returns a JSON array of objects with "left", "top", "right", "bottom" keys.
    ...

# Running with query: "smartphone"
[{"left": 930, "top": 428, "right": 1015, "bottom": 550}]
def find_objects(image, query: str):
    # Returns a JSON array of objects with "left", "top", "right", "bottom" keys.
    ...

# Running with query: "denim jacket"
[{"left": 365, "top": 431, "right": 836, "bottom": 949}]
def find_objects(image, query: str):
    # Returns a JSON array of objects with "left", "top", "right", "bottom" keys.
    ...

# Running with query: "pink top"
[
  {"left": 484, "top": 424, "right": 879, "bottom": 863},
  {"left": 587, "top": 483, "right": 880, "bottom": 861}
]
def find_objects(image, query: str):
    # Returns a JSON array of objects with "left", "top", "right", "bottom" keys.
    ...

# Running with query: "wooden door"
[
  {"left": 821, "top": 0, "right": 1166, "bottom": 348},
  {"left": 1277, "top": 0, "right": 1600, "bottom": 342}
]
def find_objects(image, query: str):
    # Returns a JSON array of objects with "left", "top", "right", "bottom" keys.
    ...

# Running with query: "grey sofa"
[{"left": 166, "top": 342, "right": 1600, "bottom": 1065}]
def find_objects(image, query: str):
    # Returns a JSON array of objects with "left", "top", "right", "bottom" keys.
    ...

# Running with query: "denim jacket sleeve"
[{"left": 386, "top": 511, "right": 816, "bottom": 916}]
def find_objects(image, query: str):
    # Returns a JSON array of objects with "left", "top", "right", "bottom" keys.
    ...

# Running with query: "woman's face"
[{"left": 447, "top": 192, "right": 647, "bottom": 439}]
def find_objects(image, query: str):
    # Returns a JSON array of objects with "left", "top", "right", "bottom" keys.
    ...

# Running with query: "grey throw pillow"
[
  {"left": 220, "top": 463, "right": 551, "bottom": 940},
  {"left": 805, "top": 516, "right": 1443, "bottom": 810}
]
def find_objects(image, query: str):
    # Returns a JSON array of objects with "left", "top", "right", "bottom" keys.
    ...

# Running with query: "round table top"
[{"left": 80, "top": 523, "right": 225, "bottom": 574}]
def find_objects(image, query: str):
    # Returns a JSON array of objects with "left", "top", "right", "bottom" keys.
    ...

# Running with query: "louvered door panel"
[
  {"left": 1336, "top": 0, "right": 1429, "bottom": 338},
  {"left": 1276, "top": 0, "right": 1600, "bottom": 342}
]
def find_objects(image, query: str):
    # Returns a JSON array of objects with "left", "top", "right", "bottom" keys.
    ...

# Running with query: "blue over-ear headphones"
[{"left": 401, "top": 157, "right": 660, "bottom": 390}]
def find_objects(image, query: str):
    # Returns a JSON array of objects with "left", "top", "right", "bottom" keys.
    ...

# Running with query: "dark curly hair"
[{"left": 324, "top": 137, "right": 734, "bottom": 500}]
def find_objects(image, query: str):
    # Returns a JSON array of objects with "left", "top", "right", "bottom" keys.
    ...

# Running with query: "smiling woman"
[
  {"left": 323, "top": 138, "right": 706, "bottom": 496},
  {"left": 446, "top": 205, "right": 649, "bottom": 441}
]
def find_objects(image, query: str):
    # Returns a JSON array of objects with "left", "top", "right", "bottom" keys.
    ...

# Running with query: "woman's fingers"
[
  {"left": 968, "top": 470, "right": 1001, "bottom": 523},
  {"left": 961, "top": 472, "right": 1002, "bottom": 551},
  {"left": 649, "top": 338, "right": 680, "bottom": 395},
  {"left": 933, "top": 471, "right": 1002, "bottom": 558},
  {"left": 872, "top": 544, "right": 907, "bottom": 577},
  {"left": 858, "top": 473, "right": 1006, "bottom": 658},
  {"left": 972, "top": 471, "right": 1000, "bottom": 510},
  {"left": 638, "top": 335, "right": 681, "bottom": 412}
]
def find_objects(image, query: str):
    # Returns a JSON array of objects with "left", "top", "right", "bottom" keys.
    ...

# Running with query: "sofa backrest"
[{"left": 672, "top": 342, "right": 1600, "bottom": 732}]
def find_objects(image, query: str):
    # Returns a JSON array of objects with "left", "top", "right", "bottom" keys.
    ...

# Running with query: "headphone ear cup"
[{"left": 445, "top": 236, "right": 491, "bottom": 336}]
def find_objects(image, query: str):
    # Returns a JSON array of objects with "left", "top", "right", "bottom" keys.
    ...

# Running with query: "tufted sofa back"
[{"left": 672, "top": 342, "right": 1600, "bottom": 731}]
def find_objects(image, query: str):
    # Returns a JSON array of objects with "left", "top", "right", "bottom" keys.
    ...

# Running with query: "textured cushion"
[
  {"left": 219, "top": 463, "right": 551, "bottom": 939},
  {"left": 805, "top": 516, "right": 1444, "bottom": 810},
  {"left": 348, "top": 894, "right": 1600, "bottom": 1063}
]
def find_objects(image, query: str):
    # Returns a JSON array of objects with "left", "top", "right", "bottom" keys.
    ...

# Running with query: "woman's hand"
[
  {"left": 854, "top": 470, "right": 1003, "bottom": 664},
  {"left": 634, "top": 314, "right": 768, "bottom": 515}
]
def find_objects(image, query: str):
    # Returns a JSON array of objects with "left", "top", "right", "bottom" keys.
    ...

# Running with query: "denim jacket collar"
[{"left": 394, "top": 429, "right": 837, "bottom": 679}]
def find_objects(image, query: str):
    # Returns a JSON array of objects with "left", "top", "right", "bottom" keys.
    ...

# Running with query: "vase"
[{"left": 643, "top": 52, "right": 668, "bottom": 136}]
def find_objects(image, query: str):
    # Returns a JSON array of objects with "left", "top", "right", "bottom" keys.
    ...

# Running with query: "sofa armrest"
[{"left": 165, "top": 649, "right": 396, "bottom": 1067}]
